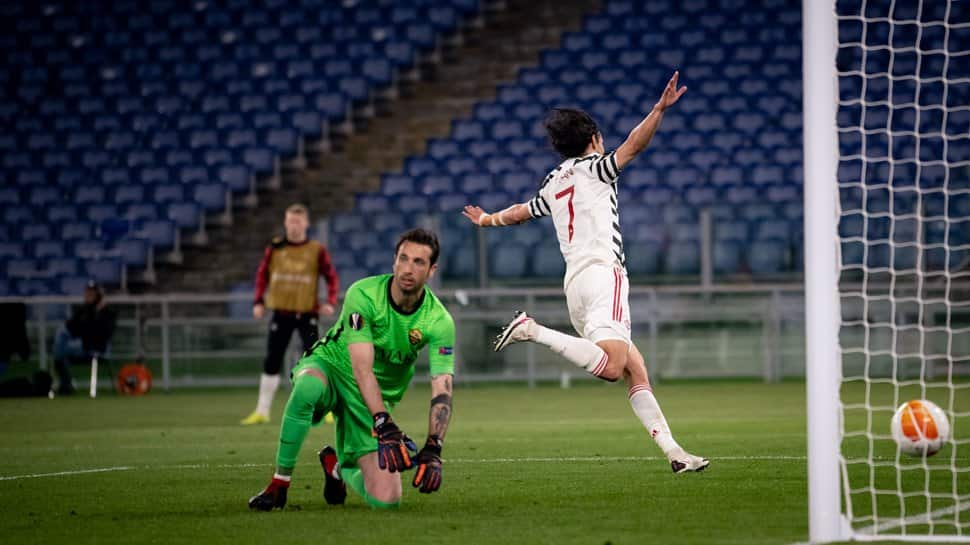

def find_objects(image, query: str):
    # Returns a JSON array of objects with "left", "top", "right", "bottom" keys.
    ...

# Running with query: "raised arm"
[
  {"left": 462, "top": 202, "right": 534, "bottom": 227},
  {"left": 614, "top": 70, "right": 687, "bottom": 170},
  {"left": 349, "top": 342, "right": 415, "bottom": 473}
]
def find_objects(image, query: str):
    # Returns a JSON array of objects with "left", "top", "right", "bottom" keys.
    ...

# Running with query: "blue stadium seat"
[
  {"left": 715, "top": 220, "right": 749, "bottom": 242},
  {"left": 467, "top": 141, "right": 500, "bottom": 159},
  {"left": 113, "top": 237, "right": 152, "bottom": 267},
  {"left": 136, "top": 220, "right": 177, "bottom": 249},
  {"left": 459, "top": 173, "right": 493, "bottom": 194},
  {"left": 84, "top": 256, "right": 124, "bottom": 285},
  {"left": 754, "top": 219, "right": 792, "bottom": 242},
  {"left": 713, "top": 240, "right": 743, "bottom": 275},
  {"left": 19, "top": 224, "right": 51, "bottom": 242},
  {"left": 267, "top": 128, "right": 299, "bottom": 156},
  {"left": 452, "top": 120, "right": 484, "bottom": 141},
  {"left": 421, "top": 175, "right": 455, "bottom": 196},
  {"left": 87, "top": 204, "right": 119, "bottom": 224},
  {"left": 73, "top": 239, "right": 106, "bottom": 259},
  {"left": 124, "top": 203, "right": 160, "bottom": 222},
  {"left": 243, "top": 148, "right": 276, "bottom": 174},
  {"left": 47, "top": 257, "right": 79, "bottom": 277},
  {"left": 532, "top": 240, "right": 565, "bottom": 278},
  {"left": 748, "top": 240, "right": 788, "bottom": 276},
  {"left": 218, "top": 165, "right": 252, "bottom": 193},
  {"left": 152, "top": 184, "right": 184, "bottom": 204},
  {"left": 166, "top": 202, "right": 202, "bottom": 229},
  {"left": 664, "top": 242, "right": 700, "bottom": 275},
  {"left": 193, "top": 183, "right": 228, "bottom": 212},
  {"left": 293, "top": 111, "right": 324, "bottom": 139},
  {"left": 0, "top": 242, "right": 25, "bottom": 259},
  {"left": 625, "top": 241, "right": 663, "bottom": 276},
  {"left": 113, "top": 185, "right": 146, "bottom": 206},
  {"left": 34, "top": 240, "right": 66, "bottom": 260},
  {"left": 489, "top": 242, "right": 528, "bottom": 278},
  {"left": 75, "top": 185, "right": 106, "bottom": 205}
]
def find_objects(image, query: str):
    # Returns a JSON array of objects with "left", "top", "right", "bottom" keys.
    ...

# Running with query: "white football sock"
[
  {"left": 533, "top": 323, "right": 608, "bottom": 376},
  {"left": 256, "top": 373, "right": 280, "bottom": 417},
  {"left": 629, "top": 387, "right": 682, "bottom": 456}
]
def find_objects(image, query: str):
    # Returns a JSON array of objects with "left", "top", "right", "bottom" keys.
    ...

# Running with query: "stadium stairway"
[{"left": 153, "top": 0, "right": 601, "bottom": 293}]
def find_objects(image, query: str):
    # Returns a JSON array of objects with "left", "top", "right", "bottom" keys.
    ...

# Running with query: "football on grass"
[{"left": 891, "top": 399, "right": 950, "bottom": 457}]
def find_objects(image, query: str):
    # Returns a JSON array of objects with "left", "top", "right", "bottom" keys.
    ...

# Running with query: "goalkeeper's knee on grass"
[{"left": 341, "top": 467, "right": 401, "bottom": 509}]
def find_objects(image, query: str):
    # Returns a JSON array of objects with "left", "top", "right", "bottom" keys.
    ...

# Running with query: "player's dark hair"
[
  {"left": 544, "top": 108, "right": 600, "bottom": 158},
  {"left": 395, "top": 228, "right": 440, "bottom": 266}
]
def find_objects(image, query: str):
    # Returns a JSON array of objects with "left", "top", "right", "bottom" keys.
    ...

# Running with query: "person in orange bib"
[{"left": 242, "top": 204, "right": 339, "bottom": 425}]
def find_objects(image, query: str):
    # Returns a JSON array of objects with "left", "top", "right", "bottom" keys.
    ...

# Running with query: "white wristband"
[{"left": 479, "top": 213, "right": 491, "bottom": 226}]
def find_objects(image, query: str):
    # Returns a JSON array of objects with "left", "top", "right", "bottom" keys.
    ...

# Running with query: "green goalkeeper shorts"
[{"left": 292, "top": 353, "right": 382, "bottom": 469}]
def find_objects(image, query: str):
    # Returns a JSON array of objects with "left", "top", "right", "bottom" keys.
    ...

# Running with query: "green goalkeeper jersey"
[{"left": 311, "top": 274, "right": 455, "bottom": 405}]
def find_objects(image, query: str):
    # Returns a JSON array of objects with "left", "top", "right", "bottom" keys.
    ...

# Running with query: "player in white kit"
[{"left": 462, "top": 72, "right": 708, "bottom": 473}]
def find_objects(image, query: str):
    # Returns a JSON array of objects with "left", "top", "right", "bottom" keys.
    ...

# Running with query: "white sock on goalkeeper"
[
  {"left": 256, "top": 373, "right": 280, "bottom": 417},
  {"left": 629, "top": 385, "right": 681, "bottom": 457},
  {"left": 532, "top": 324, "right": 609, "bottom": 376}
]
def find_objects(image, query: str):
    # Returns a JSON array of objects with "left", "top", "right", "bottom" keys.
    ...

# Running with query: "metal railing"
[{"left": 2, "top": 283, "right": 965, "bottom": 390}]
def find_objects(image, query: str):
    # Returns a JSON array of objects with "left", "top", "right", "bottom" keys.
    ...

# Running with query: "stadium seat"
[
  {"left": 193, "top": 183, "right": 229, "bottom": 213},
  {"left": 664, "top": 242, "right": 700, "bottom": 275},
  {"left": 33, "top": 241, "right": 66, "bottom": 260},
  {"left": 84, "top": 256, "right": 124, "bottom": 285},
  {"left": 489, "top": 242, "right": 529, "bottom": 278},
  {"left": 748, "top": 240, "right": 788, "bottom": 276},
  {"left": 532, "top": 240, "right": 565, "bottom": 278},
  {"left": 136, "top": 220, "right": 177, "bottom": 250},
  {"left": 713, "top": 240, "right": 743, "bottom": 275},
  {"left": 626, "top": 241, "right": 663, "bottom": 276},
  {"left": 166, "top": 202, "right": 202, "bottom": 229}
]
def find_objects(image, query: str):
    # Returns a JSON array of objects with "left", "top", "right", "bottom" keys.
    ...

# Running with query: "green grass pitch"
[{"left": 0, "top": 381, "right": 965, "bottom": 545}]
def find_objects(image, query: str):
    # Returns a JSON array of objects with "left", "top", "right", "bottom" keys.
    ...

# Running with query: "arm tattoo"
[{"left": 429, "top": 375, "right": 453, "bottom": 439}]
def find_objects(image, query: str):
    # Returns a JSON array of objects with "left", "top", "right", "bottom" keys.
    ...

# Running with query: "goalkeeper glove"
[
  {"left": 373, "top": 412, "right": 416, "bottom": 472},
  {"left": 411, "top": 436, "right": 443, "bottom": 494},
  {"left": 248, "top": 477, "right": 289, "bottom": 511}
]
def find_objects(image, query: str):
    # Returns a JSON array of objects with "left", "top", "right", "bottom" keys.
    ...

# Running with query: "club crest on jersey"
[
  {"left": 349, "top": 313, "right": 364, "bottom": 330},
  {"left": 408, "top": 328, "right": 423, "bottom": 345}
]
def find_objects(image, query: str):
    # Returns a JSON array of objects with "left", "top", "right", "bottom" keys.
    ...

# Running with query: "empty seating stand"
[
  {"left": 0, "top": 0, "right": 482, "bottom": 294},
  {"left": 329, "top": 0, "right": 810, "bottom": 283}
]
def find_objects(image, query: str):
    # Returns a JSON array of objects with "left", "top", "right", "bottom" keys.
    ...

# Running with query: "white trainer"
[
  {"left": 669, "top": 449, "right": 710, "bottom": 473},
  {"left": 493, "top": 311, "right": 535, "bottom": 352}
]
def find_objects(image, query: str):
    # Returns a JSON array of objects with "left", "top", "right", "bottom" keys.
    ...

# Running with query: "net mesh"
[{"left": 835, "top": 0, "right": 970, "bottom": 539}]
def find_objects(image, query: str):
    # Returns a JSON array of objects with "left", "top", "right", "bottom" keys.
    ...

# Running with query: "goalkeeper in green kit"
[{"left": 249, "top": 228, "right": 455, "bottom": 510}]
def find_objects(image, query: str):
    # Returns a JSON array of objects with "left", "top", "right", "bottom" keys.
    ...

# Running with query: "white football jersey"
[{"left": 528, "top": 150, "right": 624, "bottom": 288}]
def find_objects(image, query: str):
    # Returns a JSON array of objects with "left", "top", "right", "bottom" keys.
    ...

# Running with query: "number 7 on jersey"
[{"left": 555, "top": 185, "right": 575, "bottom": 242}]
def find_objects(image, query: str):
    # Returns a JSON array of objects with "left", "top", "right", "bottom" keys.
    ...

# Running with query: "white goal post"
[{"left": 805, "top": 0, "right": 970, "bottom": 543}]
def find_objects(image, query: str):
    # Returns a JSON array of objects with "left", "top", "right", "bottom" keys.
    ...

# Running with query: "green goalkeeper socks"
[
  {"left": 275, "top": 372, "right": 327, "bottom": 474},
  {"left": 340, "top": 467, "right": 400, "bottom": 509}
]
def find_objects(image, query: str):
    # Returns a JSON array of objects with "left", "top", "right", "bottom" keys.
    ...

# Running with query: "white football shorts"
[{"left": 565, "top": 264, "right": 632, "bottom": 345}]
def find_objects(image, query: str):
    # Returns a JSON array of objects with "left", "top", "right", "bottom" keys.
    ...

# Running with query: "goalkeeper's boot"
[
  {"left": 248, "top": 477, "right": 289, "bottom": 511},
  {"left": 319, "top": 445, "right": 346, "bottom": 505},
  {"left": 493, "top": 311, "right": 536, "bottom": 352},
  {"left": 669, "top": 449, "right": 710, "bottom": 474},
  {"left": 240, "top": 410, "right": 270, "bottom": 426}
]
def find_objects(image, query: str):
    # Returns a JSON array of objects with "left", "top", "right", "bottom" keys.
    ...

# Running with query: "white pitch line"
[
  {"left": 0, "top": 466, "right": 134, "bottom": 481},
  {"left": 785, "top": 503, "right": 970, "bottom": 545},
  {"left": 447, "top": 455, "right": 807, "bottom": 463},
  {"left": 0, "top": 455, "right": 810, "bottom": 482},
  {"left": 856, "top": 502, "right": 970, "bottom": 536}
]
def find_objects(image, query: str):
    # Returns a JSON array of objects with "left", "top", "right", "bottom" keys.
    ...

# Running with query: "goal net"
[{"left": 806, "top": 0, "right": 970, "bottom": 542}]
